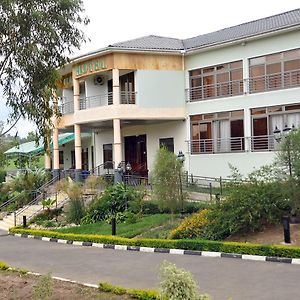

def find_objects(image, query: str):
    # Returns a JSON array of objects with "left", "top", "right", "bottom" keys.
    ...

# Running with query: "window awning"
[{"left": 4, "top": 133, "right": 92, "bottom": 157}]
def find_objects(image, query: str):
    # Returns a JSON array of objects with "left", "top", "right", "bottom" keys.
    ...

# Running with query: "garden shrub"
[
  {"left": 82, "top": 183, "right": 144, "bottom": 224},
  {"left": 151, "top": 147, "right": 186, "bottom": 214},
  {"left": 170, "top": 209, "right": 210, "bottom": 239},
  {"left": 158, "top": 261, "right": 210, "bottom": 300},
  {"left": 0, "top": 170, "right": 6, "bottom": 183},
  {"left": 67, "top": 199, "right": 85, "bottom": 225},
  {"left": 0, "top": 261, "right": 9, "bottom": 270}
]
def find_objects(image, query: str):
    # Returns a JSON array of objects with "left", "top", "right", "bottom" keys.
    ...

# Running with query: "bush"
[
  {"left": 67, "top": 199, "right": 85, "bottom": 225},
  {"left": 0, "top": 170, "right": 6, "bottom": 183},
  {"left": 98, "top": 282, "right": 158, "bottom": 299},
  {"left": 0, "top": 261, "right": 9, "bottom": 270},
  {"left": 152, "top": 147, "right": 186, "bottom": 214},
  {"left": 158, "top": 261, "right": 210, "bottom": 300},
  {"left": 34, "top": 273, "right": 53, "bottom": 300},
  {"left": 83, "top": 183, "right": 144, "bottom": 224},
  {"left": 141, "top": 201, "right": 160, "bottom": 215},
  {"left": 170, "top": 209, "right": 210, "bottom": 239}
]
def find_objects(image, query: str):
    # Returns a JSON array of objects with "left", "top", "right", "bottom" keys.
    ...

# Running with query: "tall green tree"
[
  {"left": 152, "top": 147, "right": 186, "bottom": 214},
  {"left": 0, "top": 0, "right": 89, "bottom": 140}
]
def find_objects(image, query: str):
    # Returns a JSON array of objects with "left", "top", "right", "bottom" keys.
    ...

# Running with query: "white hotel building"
[{"left": 47, "top": 9, "right": 300, "bottom": 180}]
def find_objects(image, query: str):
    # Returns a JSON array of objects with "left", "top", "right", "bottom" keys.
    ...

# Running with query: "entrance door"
[{"left": 124, "top": 135, "right": 148, "bottom": 177}]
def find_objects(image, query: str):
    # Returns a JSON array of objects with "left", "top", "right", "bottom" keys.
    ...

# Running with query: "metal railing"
[
  {"left": 59, "top": 100, "right": 74, "bottom": 115},
  {"left": 90, "top": 161, "right": 115, "bottom": 177},
  {"left": 189, "top": 137, "right": 245, "bottom": 154},
  {"left": 120, "top": 91, "right": 136, "bottom": 104},
  {"left": 248, "top": 69, "right": 300, "bottom": 94},
  {"left": 186, "top": 79, "right": 244, "bottom": 102},
  {"left": 80, "top": 92, "right": 113, "bottom": 110},
  {"left": 188, "top": 135, "right": 279, "bottom": 154},
  {"left": 249, "top": 135, "right": 276, "bottom": 152}
]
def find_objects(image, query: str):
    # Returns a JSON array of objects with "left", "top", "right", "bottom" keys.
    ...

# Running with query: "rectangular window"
[
  {"left": 189, "top": 60, "right": 243, "bottom": 101},
  {"left": 191, "top": 110, "right": 244, "bottom": 154},
  {"left": 159, "top": 138, "right": 174, "bottom": 153},
  {"left": 59, "top": 151, "right": 64, "bottom": 165},
  {"left": 249, "top": 48, "right": 300, "bottom": 93},
  {"left": 103, "top": 144, "right": 113, "bottom": 169}
]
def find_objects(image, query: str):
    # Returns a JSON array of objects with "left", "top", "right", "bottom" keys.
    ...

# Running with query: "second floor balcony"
[
  {"left": 186, "top": 69, "right": 300, "bottom": 103},
  {"left": 59, "top": 91, "right": 137, "bottom": 115},
  {"left": 188, "top": 135, "right": 277, "bottom": 154}
]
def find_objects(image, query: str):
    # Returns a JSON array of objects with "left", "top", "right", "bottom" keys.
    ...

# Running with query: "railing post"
[
  {"left": 220, "top": 176, "right": 223, "bottom": 196},
  {"left": 14, "top": 211, "right": 16, "bottom": 227},
  {"left": 209, "top": 183, "right": 212, "bottom": 201}
]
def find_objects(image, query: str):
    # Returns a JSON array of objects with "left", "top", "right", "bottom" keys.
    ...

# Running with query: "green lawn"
[{"left": 56, "top": 214, "right": 179, "bottom": 238}]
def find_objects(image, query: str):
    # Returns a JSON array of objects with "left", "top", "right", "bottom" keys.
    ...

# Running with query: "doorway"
[{"left": 124, "top": 135, "right": 148, "bottom": 177}]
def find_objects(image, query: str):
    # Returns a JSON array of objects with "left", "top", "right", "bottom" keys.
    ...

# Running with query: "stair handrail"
[
  {"left": 90, "top": 161, "right": 115, "bottom": 176},
  {"left": 0, "top": 193, "right": 23, "bottom": 211},
  {"left": 16, "top": 194, "right": 70, "bottom": 226}
]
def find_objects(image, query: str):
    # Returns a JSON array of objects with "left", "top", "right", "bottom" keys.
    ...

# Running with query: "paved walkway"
[{"left": 0, "top": 234, "right": 300, "bottom": 299}]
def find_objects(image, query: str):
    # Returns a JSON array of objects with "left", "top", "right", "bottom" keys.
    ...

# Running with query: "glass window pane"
[
  {"left": 266, "top": 63, "right": 281, "bottom": 74},
  {"left": 285, "top": 104, "right": 300, "bottom": 111},
  {"left": 284, "top": 60, "right": 300, "bottom": 71},
  {"left": 250, "top": 65, "right": 265, "bottom": 77},
  {"left": 267, "top": 106, "right": 282, "bottom": 113},
  {"left": 190, "top": 115, "right": 202, "bottom": 121},
  {"left": 230, "top": 61, "right": 243, "bottom": 69},
  {"left": 284, "top": 49, "right": 300, "bottom": 60},
  {"left": 266, "top": 53, "right": 281, "bottom": 63},
  {"left": 190, "top": 69, "right": 201, "bottom": 76},
  {"left": 231, "top": 110, "right": 244, "bottom": 117},
  {"left": 250, "top": 57, "right": 265, "bottom": 66},
  {"left": 251, "top": 108, "right": 266, "bottom": 115},
  {"left": 203, "top": 67, "right": 214, "bottom": 74}
]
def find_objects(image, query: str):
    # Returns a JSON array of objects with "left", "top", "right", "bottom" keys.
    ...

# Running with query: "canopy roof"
[{"left": 4, "top": 133, "right": 91, "bottom": 157}]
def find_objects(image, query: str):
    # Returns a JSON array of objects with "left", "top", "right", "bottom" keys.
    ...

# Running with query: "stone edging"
[{"left": 10, "top": 233, "right": 300, "bottom": 265}]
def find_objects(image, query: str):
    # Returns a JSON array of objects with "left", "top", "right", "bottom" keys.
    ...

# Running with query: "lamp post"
[
  {"left": 177, "top": 151, "right": 185, "bottom": 216},
  {"left": 273, "top": 124, "right": 295, "bottom": 242}
]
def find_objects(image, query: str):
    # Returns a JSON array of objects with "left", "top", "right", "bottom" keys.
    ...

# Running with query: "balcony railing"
[
  {"left": 248, "top": 70, "right": 300, "bottom": 94},
  {"left": 186, "top": 70, "right": 300, "bottom": 103},
  {"left": 59, "top": 100, "right": 74, "bottom": 115},
  {"left": 120, "top": 91, "right": 136, "bottom": 104},
  {"left": 188, "top": 135, "right": 278, "bottom": 154},
  {"left": 186, "top": 79, "right": 244, "bottom": 102},
  {"left": 80, "top": 92, "right": 113, "bottom": 110},
  {"left": 189, "top": 137, "right": 245, "bottom": 154}
]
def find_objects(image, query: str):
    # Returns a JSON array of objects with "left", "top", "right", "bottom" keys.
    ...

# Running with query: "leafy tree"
[
  {"left": 0, "top": 0, "right": 89, "bottom": 140},
  {"left": 151, "top": 147, "right": 186, "bottom": 214},
  {"left": 276, "top": 129, "right": 300, "bottom": 215}
]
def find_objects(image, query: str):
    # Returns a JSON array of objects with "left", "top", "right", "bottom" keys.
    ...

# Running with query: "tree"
[
  {"left": 151, "top": 147, "right": 186, "bottom": 214},
  {"left": 0, "top": 0, "right": 89, "bottom": 141},
  {"left": 276, "top": 129, "right": 300, "bottom": 215}
]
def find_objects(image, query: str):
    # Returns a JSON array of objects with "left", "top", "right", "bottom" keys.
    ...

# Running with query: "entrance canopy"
[{"left": 4, "top": 133, "right": 91, "bottom": 157}]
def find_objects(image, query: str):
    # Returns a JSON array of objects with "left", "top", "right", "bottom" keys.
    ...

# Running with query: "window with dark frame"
[
  {"left": 59, "top": 151, "right": 64, "bottom": 165},
  {"left": 189, "top": 60, "right": 243, "bottom": 101},
  {"left": 159, "top": 138, "right": 174, "bottom": 153},
  {"left": 103, "top": 144, "right": 113, "bottom": 169}
]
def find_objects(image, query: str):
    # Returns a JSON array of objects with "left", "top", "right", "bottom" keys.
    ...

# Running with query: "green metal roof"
[{"left": 4, "top": 133, "right": 91, "bottom": 157}]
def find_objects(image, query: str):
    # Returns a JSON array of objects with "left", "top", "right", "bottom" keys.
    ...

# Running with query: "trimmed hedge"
[
  {"left": 9, "top": 227, "right": 300, "bottom": 259},
  {"left": 99, "top": 282, "right": 158, "bottom": 300}
]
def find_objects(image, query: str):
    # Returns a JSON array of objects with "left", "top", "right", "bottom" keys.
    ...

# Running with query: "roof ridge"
[{"left": 184, "top": 8, "right": 300, "bottom": 43}]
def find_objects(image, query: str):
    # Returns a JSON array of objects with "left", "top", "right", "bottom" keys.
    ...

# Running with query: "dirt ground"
[
  {"left": 227, "top": 223, "right": 300, "bottom": 246},
  {"left": 0, "top": 270, "right": 132, "bottom": 300}
]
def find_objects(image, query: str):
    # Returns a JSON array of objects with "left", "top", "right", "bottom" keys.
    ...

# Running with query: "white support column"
[
  {"left": 244, "top": 108, "right": 252, "bottom": 152},
  {"left": 73, "top": 77, "right": 80, "bottom": 111},
  {"left": 44, "top": 134, "right": 51, "bottom": 170},
  {"left": 113, "top": 118, "right": 122, "bottom": 165},
  {"left": 52, "top": 127, "right": 60, "bottom": 171},
  {"left": 74, "top": 124, "right": 82, "bottom": 181},
  {"left": 243, "top": 57, "right": 249, "bottom": 94},
  {"left": 112, "top": 69, "right": 120, "bottom": 105}
]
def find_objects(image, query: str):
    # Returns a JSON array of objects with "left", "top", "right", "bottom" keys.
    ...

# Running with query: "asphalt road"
[{"left": 0, "top": 234, "right": 299, "bottom": 300}]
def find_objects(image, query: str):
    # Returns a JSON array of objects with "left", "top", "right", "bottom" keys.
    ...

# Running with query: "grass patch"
[{"left": 56, "top": 214, "right": 178, "bottom": 238}]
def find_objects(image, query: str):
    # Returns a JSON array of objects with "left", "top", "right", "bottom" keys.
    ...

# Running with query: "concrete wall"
[
  {"left": 188, "top": 151, "right": 276, "bottom": 178},
  {"left": 136, "top": 70, "right": 185, "bottom": 108}
]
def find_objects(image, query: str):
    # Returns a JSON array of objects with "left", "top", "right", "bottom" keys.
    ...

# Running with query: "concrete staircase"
[{"left": 0, "top": 192, "right": 69, "bottom": 232}]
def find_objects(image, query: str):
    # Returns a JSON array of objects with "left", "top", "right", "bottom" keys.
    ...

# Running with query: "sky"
[{"left": 1, "top": 0, "right": 299, "bottom": 137}]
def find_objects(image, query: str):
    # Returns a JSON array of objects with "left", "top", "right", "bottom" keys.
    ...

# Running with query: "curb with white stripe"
[{"left": 9, "top": 233, "right": 300, "bottom": 265}]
